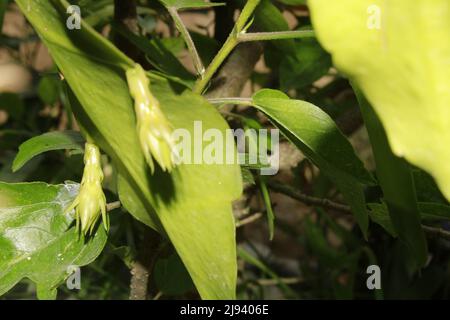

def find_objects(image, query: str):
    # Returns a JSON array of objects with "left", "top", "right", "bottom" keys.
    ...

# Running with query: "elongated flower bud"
[
  {"left": 126, "top": 64, "right": 177, "bottom": 173},
  {"left": 66, "top": 142, "right": 108, "bottom": 236}
]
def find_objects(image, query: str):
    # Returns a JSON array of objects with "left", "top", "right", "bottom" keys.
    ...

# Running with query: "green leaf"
[
  {"left": 413, "top": 168, "right": 448, "bottom": 204},
  {"left": 258, "top": 176, "right": 275, "bottom": 240},
  {"left": 37, "top": 75, "right": 61, "bottom": 105},
  {"left": 17, "top": 0, "right": 242, "bottom": 299},
  {"left": 154, "top": 253, "right": 195, "bottom": 296},
  {"left": 309, "top": 0, "right": 450, "bottom": 202},
  {"left": 111, "top": 23, "right": 195, "bottom": 84},
  {"left": 304, "top": 218, "right": 343, "bottom": 266},
  {"left": 0, "top": 182, "right": 107, "bottom": 299},
  {"left": 279, "top": 38, "right": 331, "bottom": 90},
  {"left": 158, "top": 0, "right": 225, "bottom": 10},
  {"left": 241, "top": 118, "right": 274, "bottom": 239},
  {"left": 368, "top": 203, "right": 398, "bottom": 237},
  {"left": 190, "top": 31, "right": 220, "bottom": 66},
  {"left": 354, "top": 87, "right": 427, "bottom": 268},
  {"left": 252, "top": 0, "right": 295, "bottom": 54},
  {"left": 252, "top": 89, "right": 375, "bottom": 236},
  {"left": 418, "top": 202, "right": 450, "bottom": 221},
  {"left": 369, "top": 201, "right": 450, "bottom": 234},
  {"left": 13, "top": 131, "right": 85, "bottom": 172},
  {"left": 241, "top": 167, "right": 255, "bottom": 185}
]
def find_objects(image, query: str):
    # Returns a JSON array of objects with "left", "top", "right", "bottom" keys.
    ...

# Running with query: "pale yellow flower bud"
[
  {"left": 126, "top": 64, "right": 177, "bottom": 173},
  {"left": 66, "top": 142, "right": 108, "bottom": 236}
]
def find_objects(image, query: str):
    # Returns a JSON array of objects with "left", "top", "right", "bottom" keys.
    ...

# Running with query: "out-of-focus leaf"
[
  {"left": 280, "top": 39, "right": 331, "bottom": 90},
  {"left": 0, "top": 182, "right": 107, "bottom": 299},
  {"left": 160, "top": 37, "right": 186, "bottom": 56},
  {"left": 419, "top": 202, "right": 450, "bottom": 221},
  {"left": 258, "top": 176, "right": 275, "bottom": 240},
  {"left": 413, "top": 168, "right": 448, "bottom": 204},
  {"left": 252, "top": 0, "right": 295, "bottom": 54},
  {"left": 190, "top": 31, "right": 220, "bottom": 66},
  {"left": 368, "top": 203, "right": 398, "bottom": 237},
  {"left": 309, "top": 0, "right": 450, "bottom": 203},
  {"left": 109, "top": 245, "right": 136, "bottom": 269},
  {"left": 241, "top": 167, "right": 255, "bottom": 185},
  {"left": 111, "top": 23, "right": 194, "bottom": 85},
  {"left": 154, "top": 253, "right": 195, "bottom": 296},
  {"left": 37, "top": 76, "right": 61, "bottom": 105},
  {"left": 252, "top": 89, "right": 375, "bottom": 236},
  {"left": 137, "top": 15, "right": 157, "bottom": 34},
  {"left": 369, "top": 201, "right": 450, "bottom": 234},
  {"left": 304, "top": 218, "right": 343, "bottom": 265},
  {"left": 354, "top": 87, "right": 427, "bottom": 268},
  {"left": 13, "top": 131, "right": 85, "bottom": 172}
]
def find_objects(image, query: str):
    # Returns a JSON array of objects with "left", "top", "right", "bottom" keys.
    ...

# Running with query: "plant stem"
[
  {"left": 208, "top": 97, "right": 253, "bottom": 106},
  {"left": 129, "top": 230, "right": 164, "bottom": 300},
  {"left": 268, "top": 180, "right": 351, "bottom": 213},
  {"left": 234, "top": 0, "right": 261, "bottom": 32},
  {"left": 257, "top": 277, "right": 303, "bottom": 286},
  {"left": 270, "top": 180, "right": 450, "bottom": 241},
  {"left": 167, "top": 7, "right": 205, "bottom": 76},
  {"left": 193, "top": 35, "right": 238, "bottom": 94},
  {"left": 236, "top": 212, "right": 263, "bottom": 227},
  {"left": 238, "top": 30, "right": 315, "bottom": 42},
  {"left": 422, "top": 225, "right": 450, "bottom": 241},
  {"left": 193, "top": 0, "right": 261, "bottom": 94},
  {"left": 106, "top": 201, "right": 121, "bottom": 211}
]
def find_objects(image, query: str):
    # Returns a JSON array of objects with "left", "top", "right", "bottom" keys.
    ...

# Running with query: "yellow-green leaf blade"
[{"left": 308, "top": 0, "right": 450, "bottom": 201}]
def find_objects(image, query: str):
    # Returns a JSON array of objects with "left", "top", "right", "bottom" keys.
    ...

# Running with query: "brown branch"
[
  {"left": 236, "top": 212, "right": 263, "bottom": 228},
  {"left": 268, "top": 180, "right": 450, "bottom": 241},
  {"left": 129, "top": 229, "right": 163, "bottom": 300},
  {"left": 106, "top": 201, "right": 121, "bottom": 212},
  {"left": 422, "top": 225, "right": 450, "bottom": 241},
  {"left": 267, "top": 180, "right": 352, "bottom": 213},
  {"left": 257, "top": 277, "right": 303, "bottom": 286},
  {"left": 205, "top": 42, "right": 263, "bottom": 99}
]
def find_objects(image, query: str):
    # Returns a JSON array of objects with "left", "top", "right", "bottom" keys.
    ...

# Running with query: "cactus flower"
[
  {"left": 126, "top": 64, "right": 177, "bottom": 173},
  {"left": 66, "top": 142, "right": 108, "bottom": 235}
]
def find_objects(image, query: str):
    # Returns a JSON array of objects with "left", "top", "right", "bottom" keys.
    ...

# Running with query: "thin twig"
[
  {"left": 269, "top": 180, "right": 450, "bottom": 241},
  {"left": 205, "top": 42, "right": 263, "bottom": 101},
  {"left": 193, "top": 0, "right": 262, "bottom": 94},
  {"left": 236, "top": 212, "right": 263, "bottom": 228},
  {"left": 167, "top": 7, "right": 205, "bottom": 76},
  {"left": 208, "top": 97, "right": 253, "bottom": 106},
  {"left": 129, "top": 232, "right": 164, "bottom": 300},
  {"left": 257, "top": 277, "right": 303, "bottom": 286},
  {"left": 106, "top": 201, "right": 121, "bottom": 212},
  {"left": 238, "top": 30, "right": 315, "bottom": 42},
  {"left": 422, "top": 225, "right": 450, "bottom": 241},
  {"left": 153, "top": 291, "right": 163, "bottom": 300},
  {"left": 267, "top": 180, "right": 351, "bottom": 213}
]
